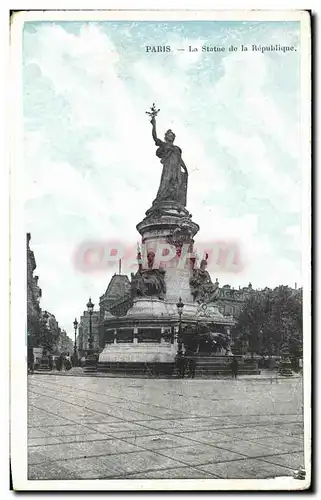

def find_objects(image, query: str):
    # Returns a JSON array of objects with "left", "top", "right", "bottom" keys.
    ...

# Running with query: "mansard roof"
[{"left": 103, "top": 274, "right": 131, "bottom": 301}]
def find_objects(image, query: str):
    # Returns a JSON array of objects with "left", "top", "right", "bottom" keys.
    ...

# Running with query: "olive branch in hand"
[{"left": 145, "top": 103, "right": 160, "bottom": 120}]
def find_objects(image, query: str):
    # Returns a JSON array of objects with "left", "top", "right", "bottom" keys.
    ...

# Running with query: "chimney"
[{"left": 295, "top": 282, "right": 297, "bottom": 290}]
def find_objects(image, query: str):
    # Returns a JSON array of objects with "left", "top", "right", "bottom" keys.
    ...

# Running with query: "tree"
[
  {"left": 232, "top": 294, "right": 267, "bottom": 356},
  {"left": 27, "top": 312, "right": 43, "bottom": 348},
  {"left": 232, "top": 286, "right": 303, "bottom": 359}
]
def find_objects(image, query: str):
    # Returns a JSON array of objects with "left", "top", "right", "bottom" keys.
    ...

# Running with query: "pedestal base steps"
[
  {"left": 98, "top": 344, "right": 260, "bottom": 377},
  {"left": 98, "top": 362, "right": 175, "bottom": 377},
  {"left": 193, "top": 356, "right": 260, "bottom": 377},
  {"left": 83, "top": 354, "right": 98, "bottom": 375}
]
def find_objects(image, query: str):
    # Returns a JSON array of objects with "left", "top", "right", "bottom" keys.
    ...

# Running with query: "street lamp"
[
  {"left": 39, "top": 310, "right": 50, "bottom": 371},
  {"left": 87, "top": 298, "right": 94, "bottom": 351},
  {"left": 42, "top": 310, "right": 49, "bottom": 354},
  {"left": 85, "top": 297, "right": 97, "bottom": 372},
  {"left": 176, "top": 297, "right": 184, "bottom": 354},
  {"left": 73, "top": 318, "right": 78, "bottom": 367}
]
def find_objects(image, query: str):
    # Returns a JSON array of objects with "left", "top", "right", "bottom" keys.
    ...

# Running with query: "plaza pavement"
[{"left": 28, "top": 374, "right": 304, "bottom": 481}]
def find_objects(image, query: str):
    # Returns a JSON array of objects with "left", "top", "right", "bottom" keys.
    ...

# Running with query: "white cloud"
[
  {"left": 170, "top": 38, "right": 205, "bottom": 67},
  {"left": 215, "top": 127, "right": 301, "bottom": 213},
  {"left": 285, "top": 225, "right": 302, "bottom": 251}
]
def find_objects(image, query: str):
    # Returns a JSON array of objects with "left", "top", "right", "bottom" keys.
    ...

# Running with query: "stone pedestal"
[
  {"left": 136, "top": 202, "right": 199, "bottom": 305},
  {"left": 99, "top": 342, "right": 177, "bottom": 364},
  {"left": 278, "top": 342, "right": 293, "bottom": 377}
]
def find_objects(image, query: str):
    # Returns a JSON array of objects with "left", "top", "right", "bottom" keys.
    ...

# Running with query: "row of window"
[{"left": 104, "top": 328, "right": 169, "bottom": 344}]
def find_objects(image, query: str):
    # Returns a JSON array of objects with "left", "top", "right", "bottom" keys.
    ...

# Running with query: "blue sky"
[{"left": 23, "top": 20, "right": 302, "bottom": 336}]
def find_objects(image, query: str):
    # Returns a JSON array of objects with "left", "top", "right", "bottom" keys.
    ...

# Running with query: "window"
[
  {"left": 117, "top": 329, "right": 133, "bottom": 343},
  {"left": 137, "top": 328, "right": 162, "bottom": 343}
]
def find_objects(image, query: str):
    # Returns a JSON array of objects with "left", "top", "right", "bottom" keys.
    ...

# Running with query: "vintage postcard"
[{"left": 10, "top": 9, "right": 311, "bottom": 491}]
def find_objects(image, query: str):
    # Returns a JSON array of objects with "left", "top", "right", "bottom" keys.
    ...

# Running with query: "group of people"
[
  {"left": 175, "top": 352, "right": 197, "bottom": 379},
  {"left": 27, "top": 349, "right": 73, "bottom": 373},
  {"left": 54, "top": 353, "right": 73, "bottom": 371}
]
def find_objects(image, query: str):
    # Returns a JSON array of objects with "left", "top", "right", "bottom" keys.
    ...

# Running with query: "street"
[{"left": 28, "top": 374, "right": 304, "bottom": 480}]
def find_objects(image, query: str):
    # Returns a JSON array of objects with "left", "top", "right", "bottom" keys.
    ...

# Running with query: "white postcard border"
[{"left": 9, "top": 8, "right": 311, "bottom": 492}]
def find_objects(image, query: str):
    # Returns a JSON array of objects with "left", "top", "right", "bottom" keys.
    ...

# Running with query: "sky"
[{"left": 23, "top": 19, "right": 303, "bottom": 338}]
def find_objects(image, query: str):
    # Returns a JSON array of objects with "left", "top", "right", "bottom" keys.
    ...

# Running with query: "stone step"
[
  {"left": 196, "top": 369, "right": 260, "bottom": 375},
  {"left": 195, "top": 364, "right": 258, "bottom": 370},
  {"left": 99, "top": 362, "right": 174, "bottom": 371},
  {"left": 97, "top": 362, "right": 260, "bottom": 377}
]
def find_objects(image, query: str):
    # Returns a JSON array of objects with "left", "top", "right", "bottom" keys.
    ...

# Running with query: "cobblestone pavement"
[{"left": 28, "top": 374, "right": 304, "bottom": 481}]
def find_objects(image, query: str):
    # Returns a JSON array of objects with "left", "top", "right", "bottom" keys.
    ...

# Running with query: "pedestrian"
[
  {"left": 189, "top": 357, "right": 196, "bottom": 379},
  {"left": 175, "top": 352, "right": 186, "bottom": 378},
  {"left": 55, "top": 356, "right": 61, "bottom": 371},
  {"left": 181, "top": 355, "right": 186, "bottom": 379},
  {"left": 230, "top": 356, "right": 238, "bottom": 379},
  {"left": 59, "top": 353, "right": 65, "bottom": 371}
]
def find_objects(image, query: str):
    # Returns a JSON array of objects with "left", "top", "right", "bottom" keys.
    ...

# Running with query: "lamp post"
[
  {"left": 73, "top": 318, "right": 78, "bottom": 367},
  {"left": 84, "top": 297, "right": 97, "bottom": 372},
  {"left": 176, "top": 297, "right": 184, "bottom": 355},
  {"left": 42, "top": 310, "right": 49, "bottom": 353},
  {"left": 279, "top": 317, "right": 292, "bottom": 376},
  {"left": 87, "top": 297, "right": 94, "bottom": 351}
]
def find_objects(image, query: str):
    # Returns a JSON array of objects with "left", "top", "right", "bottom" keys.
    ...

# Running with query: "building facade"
[
  {"left": 27, "top": 233, "right": 68, "bottom": 355},
  {"left": 27, "top": 233, "right": 42, "bottom": 344},
  {"left": 58, "top": 329, "right": 74, "bottom": 354},
  {"left": 216, "top": 282, "right": 255, "bottom": 318},
  {"left": 98, "top": 274, "right": 132, "bottom": 347},
  {"left": 99, "top": 274, "right": 131, "bottom": 318}
]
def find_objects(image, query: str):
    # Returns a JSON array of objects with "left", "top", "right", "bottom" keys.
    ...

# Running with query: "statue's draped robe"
[{"left": 153, "top": 138, "right": 188, "bottom": 206}]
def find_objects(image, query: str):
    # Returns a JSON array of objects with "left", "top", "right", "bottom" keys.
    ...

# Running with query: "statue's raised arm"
[
  {"left": 146, "top": 103, "right": 163, "bottom": 147},
  {"left": 150, "top": 116, "right": 163, "bottom": 147}
]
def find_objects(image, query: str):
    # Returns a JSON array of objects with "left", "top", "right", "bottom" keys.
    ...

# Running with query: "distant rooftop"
[{"left": 102, "top": 274, "right": 131, "bottom": 301}]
